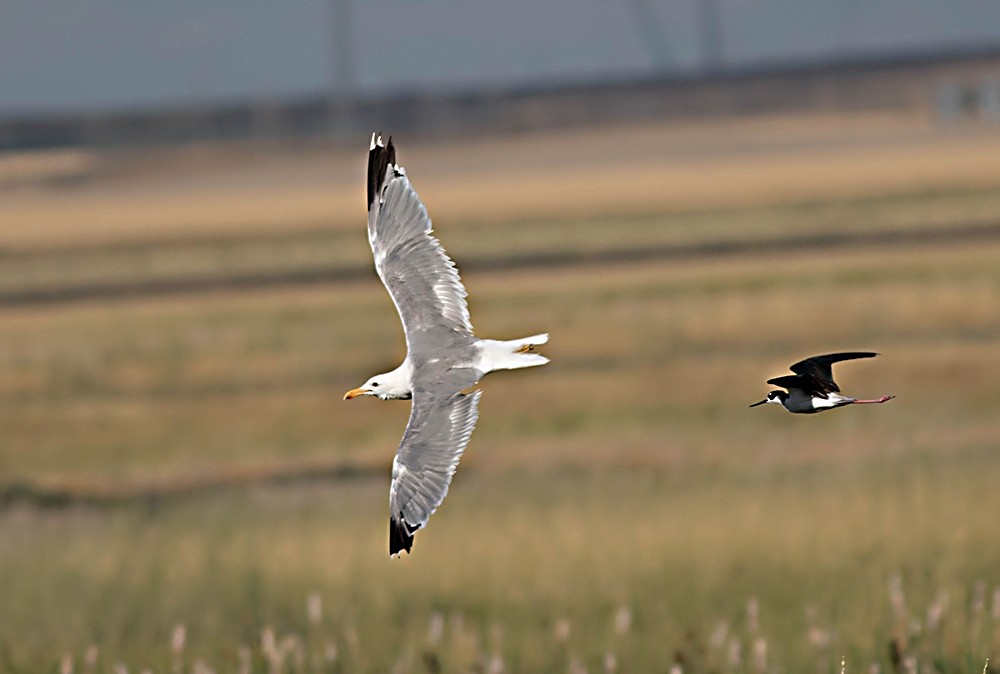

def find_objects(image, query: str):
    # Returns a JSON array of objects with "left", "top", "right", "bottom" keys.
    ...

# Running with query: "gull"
[
  {"left": 344, "top": 134, "right": 549, "bottom": 556},
  {"left": 750, "top": 352, "right": 894, "bottom": 414}
]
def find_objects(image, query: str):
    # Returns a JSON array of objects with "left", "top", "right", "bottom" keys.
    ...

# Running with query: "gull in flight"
[
  {"left": 750, "top": 352, "right": 895, "bottom": 414},
  {"left": 344, "top": 134, "right": 549, "bottom": 556}
]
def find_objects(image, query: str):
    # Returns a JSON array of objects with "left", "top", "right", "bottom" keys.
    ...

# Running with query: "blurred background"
[{"left": 2, "top": 2, "right": 1000, "bottom": 672}]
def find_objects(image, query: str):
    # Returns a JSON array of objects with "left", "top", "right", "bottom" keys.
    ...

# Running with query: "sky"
[{"left": 2, "top": 0, "right": 1000, "bottom": 116}]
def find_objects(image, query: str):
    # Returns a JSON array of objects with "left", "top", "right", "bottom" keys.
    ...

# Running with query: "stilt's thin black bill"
[{"left": 749, "top": 399, "right": 767, "bottom": 407}]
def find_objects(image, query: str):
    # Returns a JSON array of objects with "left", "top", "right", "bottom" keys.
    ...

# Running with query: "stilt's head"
[
  {"left": 344, "top": 364, "right": 412, "bottom": 401},
  {"left": 750, "top": 390, "right": 787, "bottom": 408}
]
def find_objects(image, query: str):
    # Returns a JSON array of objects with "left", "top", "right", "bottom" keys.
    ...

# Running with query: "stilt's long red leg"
[{"left": 853, "top": 395, "right": 895, "bottom": 404}]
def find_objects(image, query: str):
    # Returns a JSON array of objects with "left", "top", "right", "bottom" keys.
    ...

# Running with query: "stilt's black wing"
[
  {"left": 767, "top": 374, "right": 822, "bottom": 393},
  {"left": 787, "top": 352, "right": 879, "bottom": 393}
]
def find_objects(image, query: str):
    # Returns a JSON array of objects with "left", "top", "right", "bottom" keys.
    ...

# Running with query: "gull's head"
[
  {"left": 750, "top": 390, "right": 787, "bottom": 408},
  {"left": 344, "top": 366, "right": 412, "bottom": 401}
]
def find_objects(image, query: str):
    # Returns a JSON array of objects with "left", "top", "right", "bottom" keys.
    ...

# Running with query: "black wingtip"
[
  {"left": 367, "top": 132, "right": 396, "bottom": 211},
  {"left": 810, "top": 351, "right": 880, "bottom": 362},
  {"left": 389, "top": 515, "right": 415, "bottom": 557}
]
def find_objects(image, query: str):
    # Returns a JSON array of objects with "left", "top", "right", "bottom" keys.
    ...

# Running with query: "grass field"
[{"left": 1, "top": 113, "right": 999, "bottom": 673}]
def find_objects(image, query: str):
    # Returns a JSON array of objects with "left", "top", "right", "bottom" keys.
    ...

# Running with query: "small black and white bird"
[{"left": 750, "top": 352, "right": 894, "bottom": 414}]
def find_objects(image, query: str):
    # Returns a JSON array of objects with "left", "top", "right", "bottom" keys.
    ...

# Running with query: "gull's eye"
[{"left": 371, "top": 382, "right": 379, "bottom": 387}]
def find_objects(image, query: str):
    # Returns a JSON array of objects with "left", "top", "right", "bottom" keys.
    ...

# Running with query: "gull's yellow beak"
[{"left": 343, "top": 387, "right": 369, "bottom": 400}]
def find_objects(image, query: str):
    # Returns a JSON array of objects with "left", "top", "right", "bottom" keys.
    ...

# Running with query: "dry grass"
[
  {"left": 3, "top": 464, "right": 1000, "bottom": 672},
  {"left": 5, "top": 111, "right": 1000, "bottom": 250},
  {"left": 1, "top": 233, "right": 995, "bottom": 483},
  {"left": 0, "top": 113, "right": 999, "bottom": 672}
]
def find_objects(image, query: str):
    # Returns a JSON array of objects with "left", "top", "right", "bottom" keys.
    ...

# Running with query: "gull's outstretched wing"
[
  {"left": 788, "top": 352, "right": 879, "bottom": 393},
  {"left": 389, "top": 386, "right": 482, "bottom": 556},
  {"left": 367, "top": 134, "right": 473, "bottom": 358}
]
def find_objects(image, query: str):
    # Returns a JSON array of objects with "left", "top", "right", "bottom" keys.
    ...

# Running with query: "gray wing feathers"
[
  {"left": 369, "top": 171, "right": 473, "bottom": 347},
  {"left": 367, "top": 137, "right": 486, "bottom": 556},
  {"left": 390, "top": 390, "right": 482, "bottom": 535}
]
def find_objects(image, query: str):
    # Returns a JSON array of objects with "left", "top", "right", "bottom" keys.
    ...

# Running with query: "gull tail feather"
[{"left": 476, "top": 333, "right": 549, "bottom": 373}]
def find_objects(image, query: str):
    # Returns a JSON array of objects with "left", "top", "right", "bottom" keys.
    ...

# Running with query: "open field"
[
  {"left": 6, "top": 112, "right": 1000, "bottom": 249},
  {"left": 1, "top": 113, "right": 999, "bottom": 672}
]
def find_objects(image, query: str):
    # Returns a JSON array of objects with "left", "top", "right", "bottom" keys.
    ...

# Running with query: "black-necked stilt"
[{"left": 750, "top": 352, "right": 895, "bottom": 414}]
